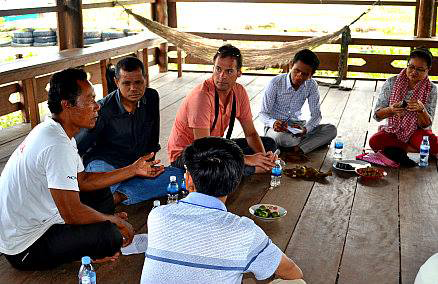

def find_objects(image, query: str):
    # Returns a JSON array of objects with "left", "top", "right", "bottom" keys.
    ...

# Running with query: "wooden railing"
[
  {"left": 168, "top": 31, "right": 438, "bottom": 76},
  {"left": 0, "top": 34, "right": 165, "bottom": 128}
]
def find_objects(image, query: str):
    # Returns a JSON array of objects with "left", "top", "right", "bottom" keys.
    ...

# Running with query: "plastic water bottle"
[
  {"left": 180, "top": 174, "right": 189, "bottom": 198},
  {"left": 78, "top": 256, "right": 96, "bottom": 284},
  {"left": 333, "top": 135, "right": 344, "bottom": 161},
  {"left": 270, "top": 160, "right": 282, "bottom": 188},
  {"left": 167, "top": 176, "right": 179, "bottom": 204},
  {"left": 419, "top": 136, "right": 430, "bottom": 168},
  {"left": 152, "top": 200, "right": 160, "bottom": 209}
]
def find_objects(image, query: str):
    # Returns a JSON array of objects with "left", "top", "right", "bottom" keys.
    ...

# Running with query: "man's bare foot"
[
  {"left": 113, "top": 192, "right": 128, "bottom": 205},
  {"left": 92, "top": 252, "right": 120, "bottom": 264}
]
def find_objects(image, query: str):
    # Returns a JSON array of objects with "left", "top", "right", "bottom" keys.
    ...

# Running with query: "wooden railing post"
[
  {"left": 56, "top": 0, "right": 84, "bottom": 50},
  {"left": 141, "top": 48, "right": 150, "bottom": 87},
  {"left": 417, "top": 0, "right": 435, "bottom": 38},
  {"left": 152, "top": 0, "right": 168, "bottom": 73},
  {"left": 99, "top": 59, "right": 109, "bottom": 97},
  {"left": 20, "top": 78, "right": 40, "bottom": 128},
  {"left": 168, "top": 1, "right": 183, "bottom": 76}
]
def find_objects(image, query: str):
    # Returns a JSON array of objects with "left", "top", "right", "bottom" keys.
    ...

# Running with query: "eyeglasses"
[{"left": 407, "top": 64, "right": 428, "bottom": 74}]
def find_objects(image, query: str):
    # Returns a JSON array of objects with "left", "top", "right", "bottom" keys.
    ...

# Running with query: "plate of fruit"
[
  {"left": 249, "top": 204, "right": 287, "bottom": 221},
  {"left": 355, "top": 167, "right": 387, "bottom": 179}
]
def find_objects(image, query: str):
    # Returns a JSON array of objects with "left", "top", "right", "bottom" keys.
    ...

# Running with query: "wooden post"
[
  {"left": 152, "top": 0, "right": 168, "bottom": 72},
  {"left": 177, "top": 48, "right": 183, "bottom": 77},
  {"left": 20, "top": 78, "right": 40, "bottom": 128},
  {"left": 168, "top": 2, "right": 177, "bottom": 28},
  {"left": 433, "top": 5, "right": 437, "bottom": 36},
  {"left": 141, "top": 48, "right": 150, "bottom": 87},
  {"left": 417, "top": 0, "right": 435, "bottom": 38},
  {"left": 56, "top": 0, "right": 84, "bottom": 50},
  {"left": 99, "top": 59, "right": 109, "bottom": 97}
]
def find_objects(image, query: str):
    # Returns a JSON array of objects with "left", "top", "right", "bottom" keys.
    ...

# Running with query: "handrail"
[
  {"left": 186, "top": 30, "right": 438, "bottom": 47},
  {"left": 0, "top": 0, "right": 426, "bottom": 18},
  {"left": 169, "top": 0, "right": 420, "bottom": 5},
  {"left": 0, "top": 34, "right": 165, "bottom": 86}
]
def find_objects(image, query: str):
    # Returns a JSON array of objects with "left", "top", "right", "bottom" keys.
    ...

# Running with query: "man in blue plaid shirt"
[{"left": 259, "top": 49, "right": 337, "bottom": 157}]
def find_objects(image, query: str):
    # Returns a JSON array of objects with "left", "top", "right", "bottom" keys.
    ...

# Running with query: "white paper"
[
  {"left": 287, "top": 126, "right": 303, "bottom": 134},
  {"left": 121, "top": 234, "right": 148, "bottom": 255}
]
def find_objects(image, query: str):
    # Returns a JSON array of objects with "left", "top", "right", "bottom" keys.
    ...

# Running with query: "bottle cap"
[
  {"left": 170, "top": 176, "right": 176, "bottom": 182},
  {"left": 81, "top": 256, "right": 91, "bottom": 265},
  {"left": 153, "top": 200, "right": 160, "bottom": 207}
]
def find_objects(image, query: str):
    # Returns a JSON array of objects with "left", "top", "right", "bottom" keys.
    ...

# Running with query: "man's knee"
[
  {"left": 321, "top": 124, "right": 337, "bottom": 140},
  {"left": 261, "top": 136, "right": 277, "bottom": 152}
]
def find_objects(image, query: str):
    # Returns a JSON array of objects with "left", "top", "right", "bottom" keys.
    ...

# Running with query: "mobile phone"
[{"left": 400, "top": 100, "right": 408, "bottom": 108}]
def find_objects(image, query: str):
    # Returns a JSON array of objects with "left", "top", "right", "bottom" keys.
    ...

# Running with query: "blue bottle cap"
[{"left": 81, "top": 256, "right": 91, "bottom": 265}]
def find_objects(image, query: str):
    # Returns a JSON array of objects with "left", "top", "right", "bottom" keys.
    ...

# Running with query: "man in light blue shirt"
[
  {"left": 259, "top": 49, "right": 337, "bottom": 157},
  {"left": 141, "top": 137, "right": 303, "bottom": 284}
]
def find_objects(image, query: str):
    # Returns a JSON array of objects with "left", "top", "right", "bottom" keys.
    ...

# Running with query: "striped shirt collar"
[{"left": 180, "top": 192, "right": 227, "bottom": 212}]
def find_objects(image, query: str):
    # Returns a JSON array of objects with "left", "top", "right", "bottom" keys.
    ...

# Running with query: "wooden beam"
[
  {"left": 417, "top": 0, "right": 435, "bottom": 37},
  {"left": 414, "top": 0, "right": 419, "bottom": 35},
  {"left": 0, "top": 6, "right": 61, "bottom": 17},
  {"left": 20, "top": 79, "right": 40, "bottom": 128},
  {"left": 141, "top": 48, "right": 150, "bottom": 87},
  {"left": 100, "top": 59, "right": 109, "bottom": 97},
  {"left": 168, "top": 1, "right": 177, "bottom": 28},
  {"left": 177, "top": 48, "right": 183, "bottom": 77},
  {"left": 168, "top": 0, "right": 417, "bottom": 5},
  {"left": 82, "top": 0, "right": 154, "bottom": 9},
  {"left": 0, "top": 35, "right": 164, "bottom": 86},
  {"left": 152, "top": 0, "right": 169, "bottom": 72},
  {"left": 56, "top": 0, "right": 84, "bottom": 51},
  {"left": 188, "top": 31, "right": 438, "bottom": 47}
]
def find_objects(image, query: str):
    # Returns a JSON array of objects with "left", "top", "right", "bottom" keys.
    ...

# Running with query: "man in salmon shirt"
[{"left": 167, "top": 44, "right": 278, "bottom": 176}]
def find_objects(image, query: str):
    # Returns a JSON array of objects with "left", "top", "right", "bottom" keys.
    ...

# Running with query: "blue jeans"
[{"left": 86, "top": 160, "right": 185, "bottom": 205}]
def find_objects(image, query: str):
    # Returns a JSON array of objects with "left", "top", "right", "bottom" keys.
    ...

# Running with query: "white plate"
[
  {"left": 249, "top": 204, "right": 287, "bottom": 221},
  {"left": 333, "top": 159, "right": 371, "bottom": 172}
]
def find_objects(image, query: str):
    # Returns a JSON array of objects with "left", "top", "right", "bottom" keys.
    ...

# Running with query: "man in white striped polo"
[{"left": 141, "top": 137, "right": 303, "bottom": 284}]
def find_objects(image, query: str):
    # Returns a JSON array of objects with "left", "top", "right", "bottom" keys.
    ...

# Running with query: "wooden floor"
[{"left": 1, "top": 71, "right": 438, "bottom": 283}]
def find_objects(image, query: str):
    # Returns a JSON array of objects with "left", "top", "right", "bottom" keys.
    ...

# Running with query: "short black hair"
[
  {"left": 47, "top": 68, "right": 88, "bottom": 114},
  {"left": 115, "top": 56, "right": 145, "bottom": 79},
  {"left": 213, "top": 44, "right": 243, "bottom": 70},
  {"left": 182, "top": 137, "right": 244, "bottom": 197},
  {"left": 409, "top": 47, "right": 433, "bottom": 68},
  {"left": 293, "top": 49, "right": 320, "bottom": 74}
]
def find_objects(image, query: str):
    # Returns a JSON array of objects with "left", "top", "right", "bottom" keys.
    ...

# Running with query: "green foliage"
[{"left": 0, "top": 112, "right": 24, "bottom": 129}]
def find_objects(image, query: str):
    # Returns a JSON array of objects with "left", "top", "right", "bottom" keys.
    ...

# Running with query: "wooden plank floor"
[{"left": 1, "top": 72, "right": 438, "bottom": 283}]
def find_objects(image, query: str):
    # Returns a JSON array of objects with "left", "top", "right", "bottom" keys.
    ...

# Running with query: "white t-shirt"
[{"left": 0, "top": 117, "right": 84, "bottom": 255}]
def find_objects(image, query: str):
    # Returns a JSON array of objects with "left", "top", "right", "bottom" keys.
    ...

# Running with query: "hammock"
[{"left": 117, "top": 0, "right": 379, "bottom": 72}]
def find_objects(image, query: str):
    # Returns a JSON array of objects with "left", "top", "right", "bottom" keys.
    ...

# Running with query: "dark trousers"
[
  {"left": 5, "top": 189, "right": 122, "bottom": 271},
  {"left": 172, "top": 136, "right": 277, "bottom": 176}
]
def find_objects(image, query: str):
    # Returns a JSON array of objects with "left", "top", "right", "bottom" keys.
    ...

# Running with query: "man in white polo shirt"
[
  {"left": 141, "top": 137, "right": 304, "bottom": 283},
  {"left": 0, "top": 68, "right": 163, "bottom": 270}
]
